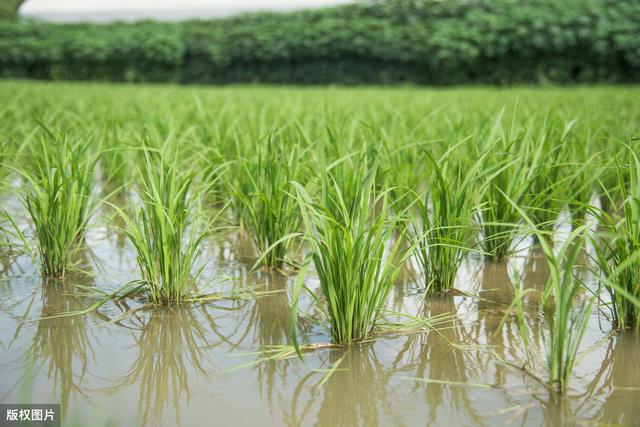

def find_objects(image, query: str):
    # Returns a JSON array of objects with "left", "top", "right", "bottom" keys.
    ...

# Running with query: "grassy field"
[{"left": 1, "top": 81, "right": 639, "bottom": 395}]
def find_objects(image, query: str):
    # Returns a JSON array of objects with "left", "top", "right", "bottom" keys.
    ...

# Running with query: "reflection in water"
[
  {"left": 479, "top": 260, "right": 515, "bottom": 308},
  {"left": 539, "top": 396, "right": 571, "bottom": 427},
  {"left": 219, "top": 230, "right": 257, "bottom": 265},
  {"left": 417, "top": 296, "right": 484, "bottom": 426},
  {"left": 113, "top": 308, "right": 212, "bottom": 427},
  {"left": 0, "top": 249, "right": 21, "bottom": 276},
  {"left": 478, "top": 255, "right": 548, "bottom": 360},
  {"left": 522, "top": 247, "right": 551, "bottom": 291},
  {"left": 313, "top": 347, "right": 396, "bottom": 427},
  {"left": 31, "top": 277, "right": 94, "bottom": 415},
  {"left": 251, "top": 273, "right": 292, "bottom": 347},
  {"left": 477, "top": 261, "right": 516, "bottom": 388},
  {"left": 250, "top": 273, "right": 295, "bottom": 412},
  {"left": 384, "top": 294, "right": 487, "bottom": 426},
  {"left": 586, "top": 333, "right": 640, "bottom": 426}
]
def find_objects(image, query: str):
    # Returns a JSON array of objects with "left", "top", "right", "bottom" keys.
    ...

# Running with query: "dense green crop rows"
[
  {"left": 1, "top": 0, "right": 639, "bottom": 84},
  {"left": 1, "top": 81, "right": 639, "bottom": 392}
]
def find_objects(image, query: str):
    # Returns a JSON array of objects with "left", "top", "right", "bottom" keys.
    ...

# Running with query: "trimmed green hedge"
[{"left": 1, "top": 0, "right": 639, "bottom": 84}]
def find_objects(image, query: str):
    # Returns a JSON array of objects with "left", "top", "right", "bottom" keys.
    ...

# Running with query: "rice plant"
[
  {"left": 16, "top": 133, "right": 98, "bottom": 277},
  {"left": 116, "top": 146, "right": 208, "bottom": 305},
  {"left": 479, "top": 136, "right": 530, "bottom": 260},
  {"left": 198, "top": 143, "right": 228, "bottom": 207},
  {"left": 565, "top": 136, "right": 599, "bottom": 226},
  {"left": 231, "top": 138, "right": 306, "bottom": 268},
  {"left": 292, "top": 169, "right": 405, "bottom": 344},
  {"left": 542, "top": 227, "right": 593, "bottom": 394},
  {"left": 597, "top": 144, "right": 628, "bottom": 215},
  {"left": 100, "top": 126, "right": 134, "bottom": 189},
  {"left": 382, "top": 142, "right": 427, "bottom": 216},
  {"left": 590, "top": 148, "right": 640, "bottom": 329},
  {"left": 523, "top": 124, "right": 572, "bottom": 232},
  {"left": 321, "top": 143, "right": 379, "bottom": 219},
  {"left": 507, "top": 196, "right": 594, "bottom": 394},
  {"left": 411, "top": 147, "right": 484, "bottom": 293}
]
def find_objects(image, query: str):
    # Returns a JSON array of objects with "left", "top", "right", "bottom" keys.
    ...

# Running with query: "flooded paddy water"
[{"left": 1, "top": 198, "right": 638, "bottom": 427}]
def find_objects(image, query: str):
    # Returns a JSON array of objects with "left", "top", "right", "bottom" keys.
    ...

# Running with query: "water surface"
[{"left": 1, "top": 205, "right": 638, "bottom": 426}]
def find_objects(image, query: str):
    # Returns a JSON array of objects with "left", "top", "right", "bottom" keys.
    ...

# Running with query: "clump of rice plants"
[
  {"left": 230, "top": 138, "right": 307, "bottom": 268},
  {"left": 116, "top": 147, "right": 208, "bottom": 305},
  {"left": 410, "top": 148, "right": 484, "bottom": 293},
  {"left": 100, "top": 126, "right": 134, "bottom": 189},
  {"left": 292, "top": 169, "right": 405, "bottom": 344},
  {"left": 507, "top": 197, "right": 594, "bottom": 394},
  {"left": 565, "top": 136, "right": 599, "bottom": 226},
  {"left": 16, "top": 132, "right": 98, "bottom": 277},
  {"left": 478, "top": 130, "right": 531, "bottom": 260},
  {"left": 597, "top": 143, "right": 629, "bottom": 216},
  {"left": 590, "top": 148, "right": 640, "bottom": 329},
  {"left": 320, "top": 143, "right": 380, "bottom": 219},
  {"left": 542, "top": 228, "right": 593, "bottom": 394},
  {"left": 198, "top": 143, "right": 228, "bottom": 207},
  {"left": 382, "top": 142, "right": 426, "bottom": 216},
  {"left": 523, "top": 124, "right": 572, "bottom": 232}
]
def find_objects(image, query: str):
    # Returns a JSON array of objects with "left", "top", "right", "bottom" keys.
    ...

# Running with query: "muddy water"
[{"left": 1, "top": 209, "right": 639, "bottom": 426}]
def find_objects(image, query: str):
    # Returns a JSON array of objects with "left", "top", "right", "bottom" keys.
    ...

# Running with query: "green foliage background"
[
  {"left": 1, "top": 0, "right": 639, "bottom": 84},
  {"left": 0, "top": 0, "right": 23, "bottom": 20}
]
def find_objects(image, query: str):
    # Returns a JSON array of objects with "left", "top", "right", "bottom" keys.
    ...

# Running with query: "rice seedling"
[
  {"left": 382, "top": 142, "right": 427, "bottom": 216},
  {"left": 507, "top": 197, "right": 594, "bottom": 394},
  {"left": 230, "top": 137, "right": 307, "bottom": 268},
  {"left": 478, "top": 131, "right": 531, "bottom": 260},
  {"left": 597, "top": 143, "right": 629, "bottom": 216},
  {"left": 590, "top": 147, "right": 640, "bottom": 329},
  {"left": 198, "top": 143, "right": 229, "bottom": 207},
  {"left": 543, "top": 228, "right": 594, "bottom": 394},
  {"left": 410, "top": 146, "right": 486, "bottom": 293},
  {"left": 565, "top": 136, "right": 600, "bottom": 226},
  {"left": 291, "top": 168, "right": 405, "bottom": 345},
  {"left": 522, "top": 123, "right": 573, "bottom": 233},
  {"left": 15, "top": 132, "right": 98, "bottom": 277},
  {"left": 100, "top": 126, "right": 134, "bottom": 189},
  {"left": 115, "top": 146, "right": 208, "bottom": 305},
  {"left": 320, "top": 143, "right": 380, "bottom": 219}
]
